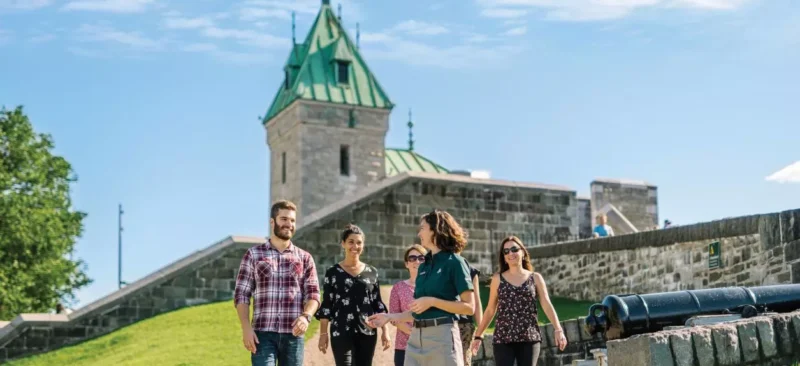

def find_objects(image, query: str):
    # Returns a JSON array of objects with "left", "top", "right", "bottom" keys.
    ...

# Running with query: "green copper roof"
[
  {"left": 385, "top": 148, "right": 449, "bottom": 177},
  {"left": 263, "top": 4, "right": 394, "bottom": 124}
]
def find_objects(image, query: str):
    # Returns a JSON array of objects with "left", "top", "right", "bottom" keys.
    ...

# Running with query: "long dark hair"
[
  {"left": 340, "top": 223, "right": 364, "bottom": 242},
  {"left": 421, "top": 210, "right": 468, "bottom": 253},
  {"left": 498, "top": 236, "right": 533, "bottom": 273}
]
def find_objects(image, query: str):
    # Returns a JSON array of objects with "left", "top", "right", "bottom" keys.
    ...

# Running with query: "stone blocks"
[
  {"left": 530, "top": 209, "right": 800, "bottom": 302},
  {"left": 607, "top": 311, "right": 800, "bottom": 366}
]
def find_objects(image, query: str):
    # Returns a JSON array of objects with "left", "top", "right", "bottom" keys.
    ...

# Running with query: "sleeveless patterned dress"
[{"left": 492, "top": 273, "right": 543, "bottom": 344}]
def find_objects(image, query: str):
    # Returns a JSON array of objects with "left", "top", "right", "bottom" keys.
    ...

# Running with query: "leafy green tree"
[{"left": 0, "top": 105, "right": 91, "bottom": 320}]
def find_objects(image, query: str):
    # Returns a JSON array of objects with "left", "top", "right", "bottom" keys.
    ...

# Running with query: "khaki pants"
[
  {"left": 458, "top": 322, "right": 476, "bottom": 366},
  {"left": 404, "top": 322, "right": 463, "bottom": 366}
]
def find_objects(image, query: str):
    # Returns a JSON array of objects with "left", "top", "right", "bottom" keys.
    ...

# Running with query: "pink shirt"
[{"left": 389, "top": 280, "right": 415, "bottom": 350}]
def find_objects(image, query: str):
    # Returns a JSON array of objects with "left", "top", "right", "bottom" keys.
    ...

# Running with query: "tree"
[{"left": 0, "top": 105, "right": 91, "bottom": 320}]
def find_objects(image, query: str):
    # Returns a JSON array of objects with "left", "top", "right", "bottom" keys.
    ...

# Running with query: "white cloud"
[
  {"left": 475, "top": 0, "right": 752, "bottom": 21},
  {"left": 30, "top": 33, "right": 56, "bottom": 43},
  {"left": 75, "top": 24, "right": 163, "bottom": 50},
  {"left": 181, "top": 42, "right": 270, "bottom": 65},
  {"left": 201, "top": 26, "right": 286, "bottom": 48},
  {"left": 63, "top": 0, "right": 155, "bottom": 13},
  {"left": 481, "top": 8, "right": 528, "bottom": 18},
  {"left": 504, "top": 26, "right": 527, "bottom": 36},
  {"left": 392, "top": 20, "right": 450, "bottom": 36},
  {"left": 766, "top": 161, "right": 800, "bottom": 184},
  {"left": 359, "top": 33, "right": 524, "bottom": 70},
  {"left": 0, "top": 29, "right": 11, "bottom": 44},
  {"left": 239, "top": 0, "right": 366, "bottom": 22},
  {"left": 0, "top": 0, "right": 51, "bottom": 10},
  {"left": 239, "top": 7, "right": 291, "bottom": 21},
  {"left": 163, "top": 16, "right": 215, "bottom": 30}
]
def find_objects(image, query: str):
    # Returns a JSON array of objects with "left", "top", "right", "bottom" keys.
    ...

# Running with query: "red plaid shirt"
[{"left": 234, "top": 240, "right": 321, "bottom": 333}]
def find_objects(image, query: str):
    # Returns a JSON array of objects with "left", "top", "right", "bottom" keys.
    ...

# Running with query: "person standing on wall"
[
  {"left": 592, "top": 214, "right": 615, "bottom": 237},
  {"left": 368, "top": 209, "right": 475, "bottom": 366},
  {"left": 388, "top": 244, "right": 428, "bottom": 366},
  {"left": 470, "top": 236, "right": 567, "bottom": 366},
  {"left": 316, "top": 224, "right": 392, "bottom": 366},
  {"left": 457, "top": 258, "right": 484, "bottom": 366},
  {"left": 233, "top": 200, "right": 321, "bottom": 366}
]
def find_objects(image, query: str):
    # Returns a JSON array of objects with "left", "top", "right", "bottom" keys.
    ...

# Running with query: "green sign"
[{"left": 709, "top": 241, "right": 721, "bottom": 269}]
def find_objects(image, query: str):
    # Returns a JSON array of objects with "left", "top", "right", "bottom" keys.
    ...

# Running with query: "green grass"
[
  {"left": 6, "top": 301, "right": 319, "bottom": 366},
  {"left": 7, "top": 284, "right": 590, "bottom": 365}
]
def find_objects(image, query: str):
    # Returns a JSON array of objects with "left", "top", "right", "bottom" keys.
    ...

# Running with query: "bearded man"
[{"left": 234, "top": 200, "right": 321, "bottom": 366}]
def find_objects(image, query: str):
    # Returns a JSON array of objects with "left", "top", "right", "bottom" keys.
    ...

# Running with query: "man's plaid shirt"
[{"left": 234, "top": 239, "right": 321, "bottom": 334}]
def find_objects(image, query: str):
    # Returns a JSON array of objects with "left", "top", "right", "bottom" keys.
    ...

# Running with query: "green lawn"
[
  {"left": 6, "top": 284, "right": 590, "bottom": 366},
  {"left": 6, "top": 301, "right": 318, "bottom": 366}
]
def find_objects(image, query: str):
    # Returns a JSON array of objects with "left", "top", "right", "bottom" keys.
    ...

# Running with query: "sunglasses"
[
  {"left": 503, "top": 246, "right": 522, "bottom": 255},
  {"left": 407, "top": 255, "right": 426, "bottom": 263}
]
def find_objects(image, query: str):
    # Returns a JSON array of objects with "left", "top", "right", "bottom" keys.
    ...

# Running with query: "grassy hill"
[
  {"left": 6, "top": 285, "right": 594, "bottom": 366},
  {"left": 6, "top": 301, "right": 319, "bottom": 366}
]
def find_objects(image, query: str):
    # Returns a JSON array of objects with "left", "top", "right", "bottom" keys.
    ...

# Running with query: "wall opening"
[
  {"left": 281, "top": 152, "right": 286, "bottom": 184},
  {"left": 340, "top": 145, "right": 350, "bottom": 176}
]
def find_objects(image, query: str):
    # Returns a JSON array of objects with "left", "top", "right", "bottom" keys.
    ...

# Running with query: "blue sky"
[{"left": 1, "top": 0, "right": 798, "bottom": 308}]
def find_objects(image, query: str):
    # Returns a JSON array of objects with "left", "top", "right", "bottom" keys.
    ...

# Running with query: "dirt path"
[{"left": 303, "top": 286, "right": 397, "bottom": 366}]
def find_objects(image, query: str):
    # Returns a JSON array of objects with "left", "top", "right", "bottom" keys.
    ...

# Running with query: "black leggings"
[
  {"left": 394, "top": 349, "right": 405, "bottom": 366},
  {"left": 493, "top": 341, "right": 541, "bottom": 366},
  {"left": 331, "top": 332, "right": 377, "bottom": 366}
]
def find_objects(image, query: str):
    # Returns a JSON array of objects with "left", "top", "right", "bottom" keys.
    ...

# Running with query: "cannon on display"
[{"left": 584, "top": 284, "right": 800, "bottom": 340}]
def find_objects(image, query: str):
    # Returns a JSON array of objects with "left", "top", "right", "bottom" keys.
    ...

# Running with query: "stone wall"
[
  {"left": 591, "top": 178, "right": 658, "bottom": 231},
  {"left": 577, "top": 197, "right": 592, "bottom": 239},
  {"left": 607, "top": 310, "right": 800, "bottom": 365},
  {"left": 294, "top": 172, "right": 578, "bottom": 281},
  {"left": 266, "top": 100, "right": 391, "bottom": 225},
  {"left": 529, "top": 209, "right": 800, "bottom": 302},
  {"left": 0, "top": 172, "right": 578, "bottom": 362}
]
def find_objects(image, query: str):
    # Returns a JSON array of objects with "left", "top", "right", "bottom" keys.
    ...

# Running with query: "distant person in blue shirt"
[{"left": 593, "top": 214, "right": 615, "bottom": 238}]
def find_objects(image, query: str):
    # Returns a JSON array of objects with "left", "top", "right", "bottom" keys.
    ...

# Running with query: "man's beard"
[{"left": 273, "top": 225, "right": 294, "bottom": 240}]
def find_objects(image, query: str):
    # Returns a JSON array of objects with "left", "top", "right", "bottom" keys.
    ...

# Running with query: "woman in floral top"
[
  {"left": 316, "top": 224, "right": 391, "bottom": 365},
  {"left": 388, "top": 244, "right": 428, "bottom": 366}
]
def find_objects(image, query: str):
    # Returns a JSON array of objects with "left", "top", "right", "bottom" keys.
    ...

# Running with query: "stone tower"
[{"left": 262, "top": 0, "right": 394, "bottom": 225}]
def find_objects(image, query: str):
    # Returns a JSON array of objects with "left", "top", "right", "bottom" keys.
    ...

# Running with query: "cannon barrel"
[{"left": 584, "top": 284, "right": 800, "bottom": 340}]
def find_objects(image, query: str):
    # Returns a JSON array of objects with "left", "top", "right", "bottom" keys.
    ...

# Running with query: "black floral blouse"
[{"left": 315, "top": 263, "right": 388, "bottom": 337}]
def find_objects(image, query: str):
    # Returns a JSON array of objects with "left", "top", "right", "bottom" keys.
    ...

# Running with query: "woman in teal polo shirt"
[{"left": 368, "top": 210, "right": 475, "bottom": 366}]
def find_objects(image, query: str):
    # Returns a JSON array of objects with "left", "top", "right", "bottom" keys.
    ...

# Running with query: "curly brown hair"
[
  {"left": 421, "top": 209, "right": 468, "bottom": 253},
  {"left": 498, "top": 236, "right": 533, "bottom": 273}
]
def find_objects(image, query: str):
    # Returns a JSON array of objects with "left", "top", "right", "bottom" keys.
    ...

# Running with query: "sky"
[{"left": 0, "top": 0, "right": 798, "bottom": 308}]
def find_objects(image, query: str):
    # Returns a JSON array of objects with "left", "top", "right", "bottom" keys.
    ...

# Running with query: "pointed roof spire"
[
  {"left": 356, "top": 22, "right": 360, "bottom": 49},
  {"left": 337, "top": 3, "right": 342, "bottom": 21},
  {"left": 291, "top": 11, "right": 296, "bottom": 44},
  {"left": 262, "top": 1, "right": 394, "bottom": 124},
  {"left": 407, "top": 108, "right": 414, "bottom": 151},
  {"left": 322, "top": 0, "right": 330, "bottom": 5}
]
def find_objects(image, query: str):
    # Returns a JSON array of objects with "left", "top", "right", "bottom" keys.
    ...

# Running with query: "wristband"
[{"left": 474, "top": 336, "right": 483, "bottom": 340}]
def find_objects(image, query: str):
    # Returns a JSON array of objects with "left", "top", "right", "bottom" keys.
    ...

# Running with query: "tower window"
[
  {"left": 336, "top": 61, "right": 349, "bottom": 84},
  {"left": 340, "top": 145, "right": 350, "bottom": 176},
  {"left": 284, "top": 70, "right": 290, "bottom": 89},
  {"left": 281, "top": 152, "right": 286, "bottom": 184}
]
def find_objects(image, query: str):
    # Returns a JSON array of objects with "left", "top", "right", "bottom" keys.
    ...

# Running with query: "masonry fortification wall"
[{"left": 529, "top": 209, "right": 800, "bottom": 303}]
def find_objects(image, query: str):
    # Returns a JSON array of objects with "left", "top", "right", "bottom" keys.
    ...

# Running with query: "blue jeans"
[{"left": 251, "top": 331, "right": 304, "bottom": 366}]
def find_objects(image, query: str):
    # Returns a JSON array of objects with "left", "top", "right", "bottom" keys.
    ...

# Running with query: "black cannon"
[{"left": 584, "top": 284, "right": 800, "bottom": 340}]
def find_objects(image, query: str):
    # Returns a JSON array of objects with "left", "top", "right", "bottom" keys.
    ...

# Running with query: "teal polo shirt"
[{"left": 413, "top": 250, "right": 474, "bottom": 320}]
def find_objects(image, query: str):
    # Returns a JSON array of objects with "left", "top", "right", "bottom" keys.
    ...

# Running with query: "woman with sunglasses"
[
  {"left": 388, "top": 244, "right": 428, "bottom": 366},
  {"left": 470, "top": 236, "right": 567, "bottom": 366},
  {"left": 368, "top": 210, "right": 475, "bottom": 366}
]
